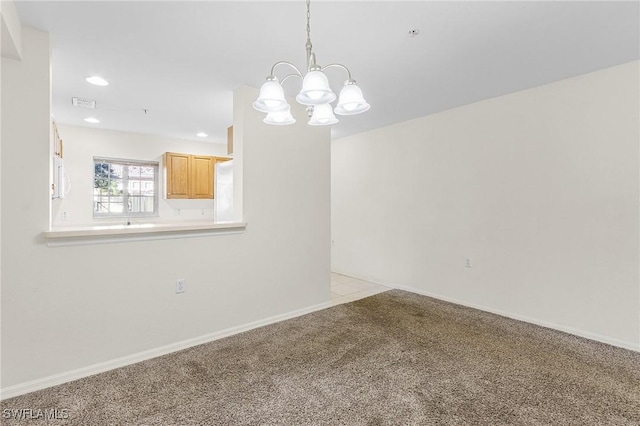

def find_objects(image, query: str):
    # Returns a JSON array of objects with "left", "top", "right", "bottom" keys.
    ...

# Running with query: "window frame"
[{"left": 93, "top": 157, "right": 160, "bottom": 219}]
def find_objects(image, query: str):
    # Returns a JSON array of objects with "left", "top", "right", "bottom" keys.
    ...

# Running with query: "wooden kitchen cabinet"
[
  {"left": 165, "top": 152, "right": 191, "bottom": 198},
  {"left": 227, "top": 126, "right": 233, "bottom": 155},
  {"left": 164, "top": 152, "right": 231, "bottom": 199},
  {"left": 190, "top": 155, "right": 215, "bottom": 199}
]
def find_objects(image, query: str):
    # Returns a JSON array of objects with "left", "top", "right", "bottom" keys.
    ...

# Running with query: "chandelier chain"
[{"left": 306, "top": 0, "right": 311, "bottom": 46}]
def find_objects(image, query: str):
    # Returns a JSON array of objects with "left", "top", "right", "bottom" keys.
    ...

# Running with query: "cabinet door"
[
  {"left": 165, "top": 152, "right": 190, "bottom": 199},
  {"left": 190, "top": 155, "right": 215, "bottom": 199}
]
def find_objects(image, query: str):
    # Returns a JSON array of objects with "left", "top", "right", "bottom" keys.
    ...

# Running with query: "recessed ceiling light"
[
  {"left": 84, "top": 117, "right": 100, "bottom": 124},
  {"left": 196, "top": 132, "right": 208, "bottom": 137},
  {"left": 86, "top": 76, "right": 109, "bottom": 86}
]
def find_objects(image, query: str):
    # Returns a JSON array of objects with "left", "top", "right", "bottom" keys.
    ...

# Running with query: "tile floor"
[{"left": 330, "top": 272, "right": 390, "bottom": 305}]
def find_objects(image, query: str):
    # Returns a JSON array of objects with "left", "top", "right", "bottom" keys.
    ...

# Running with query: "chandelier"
[{"left": 253, "top": 0, "right": 370, "bottom": 126}]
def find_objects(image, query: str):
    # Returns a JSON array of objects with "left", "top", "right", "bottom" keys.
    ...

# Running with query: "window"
[{"left": 93, "top": 157, "right": 159, "bottom": 218}]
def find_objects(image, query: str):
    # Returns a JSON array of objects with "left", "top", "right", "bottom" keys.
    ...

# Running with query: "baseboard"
[
  {"left": 392, "top": 283, "right": 640, "bottom": 353},
  {"left": 1, "top": 300, "right": 333, "bottom": 400}
]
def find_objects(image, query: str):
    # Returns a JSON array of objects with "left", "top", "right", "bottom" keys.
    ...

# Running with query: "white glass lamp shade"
[
  {"left": 263, "top": 106, "right": 296, "bottom": 125},
  {"left": 253, "top": 79, "right": 289, "bottom": 113},
  {"left": 334, "top": 82, "right": 370, "bottom": 115},
  {"left": 296, "top": 70, "right": 336, "bottom": 106},
  {"left": 308, "top": 104, "right": 338, "bottom": 126}
]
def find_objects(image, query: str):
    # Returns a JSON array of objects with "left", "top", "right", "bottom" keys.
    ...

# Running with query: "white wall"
[
  {"left": 332, "top": 61, "right": 640, "bottom": 350},
  {"left": 0, "top": 0, "right": 22, "bottom": 60},
  {"left": 52, "top": 125, "right": 228, "bottom": 227},
  {"left": 1, "top": 26, "right": 331, "bottom": 393}
]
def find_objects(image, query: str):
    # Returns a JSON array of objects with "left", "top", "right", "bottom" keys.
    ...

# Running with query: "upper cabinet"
[
  {"left": 164, "top": 152, "right": 231, "bottom": 199},
  {"left": 165, "top": 152, "right": 191, "bottom": 198},
  {"left": 227, "top": 126, "right": 233, "bottom": 155},
  {"left": 190, "top": 155, "right": 215, "bottom": 199}
]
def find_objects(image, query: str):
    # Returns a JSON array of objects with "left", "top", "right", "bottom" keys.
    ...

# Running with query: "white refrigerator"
[{"left": 215, "top": 159, "right": 234, "bottom": 222}]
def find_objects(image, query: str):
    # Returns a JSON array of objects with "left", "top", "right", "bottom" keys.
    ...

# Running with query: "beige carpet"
[{"left": 2, "top": 290, "right": 640, "bottom": 425}]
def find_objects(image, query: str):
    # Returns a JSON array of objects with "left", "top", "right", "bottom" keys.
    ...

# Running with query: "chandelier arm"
[
  {"left": 280, "top": 73, "right": 303, "bottom": 85},
  {"left": 269, "top": 61, "right": 304, "bottom": 79},
  {"left": 320, "top": 63, "right": 353, "bottom": 81}
]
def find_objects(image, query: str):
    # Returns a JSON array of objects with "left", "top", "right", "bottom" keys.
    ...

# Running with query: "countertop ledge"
[{"left": 44, "top": 222, "right": 247, "bottom": 246}]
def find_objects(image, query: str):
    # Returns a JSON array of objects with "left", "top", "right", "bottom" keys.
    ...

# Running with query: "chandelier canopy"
[{"left": 253, "top": 0, "right": 369, "bottom": 126}]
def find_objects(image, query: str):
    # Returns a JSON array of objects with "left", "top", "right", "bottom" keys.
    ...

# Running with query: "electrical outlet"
[
  {"left": 176, "top": 279, "right": 186, "bottom": 294},
  {"left": 62, "top": 211, "right": 69, "bottom": 221},
  {"left": 176, "top": 208, "right": 181, "bottom": 216},
  {"left": 465, "top": 258, "right": 472, "bottom": 268}
]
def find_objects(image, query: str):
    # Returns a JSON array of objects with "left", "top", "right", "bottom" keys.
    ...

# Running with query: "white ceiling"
[{"left": 15, "top": 1, "right": 640, "bottom": 144}]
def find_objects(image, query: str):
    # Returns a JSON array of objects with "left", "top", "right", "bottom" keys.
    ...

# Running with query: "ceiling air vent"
[{"left": 72, "top": 97, "right": 96, "bottom": 109}]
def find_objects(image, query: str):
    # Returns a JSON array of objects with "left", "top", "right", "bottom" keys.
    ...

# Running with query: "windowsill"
[{"left": 44, "top": 221, "right": 247, "bottom": 246}]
